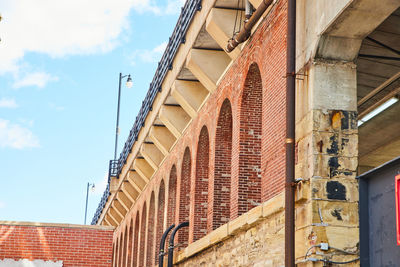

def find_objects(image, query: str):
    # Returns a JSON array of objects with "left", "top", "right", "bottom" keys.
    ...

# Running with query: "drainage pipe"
[
  {"left": 167, "top": 221, "right": 189, "bottom": 267},
  {"left": 226, "top": 0, "right": 274, "bottom": 52},
  {"left": 159, "top": 224, "right": 175, "bottom": 267},
  {"left": 285, "top": 0, "right": 296, "bottom": 266}
]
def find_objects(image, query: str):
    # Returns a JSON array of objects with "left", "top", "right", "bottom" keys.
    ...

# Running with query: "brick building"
[
  {"left": 0, "top": 221, "right": 114, "bottom": 266},
  {"left": 92, "top": 0, "right": 400, "bottom": 266}
]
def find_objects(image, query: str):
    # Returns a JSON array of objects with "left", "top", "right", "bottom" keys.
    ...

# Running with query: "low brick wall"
[{"left": 0, "top": 221, "right": 114, "bottom": 267}]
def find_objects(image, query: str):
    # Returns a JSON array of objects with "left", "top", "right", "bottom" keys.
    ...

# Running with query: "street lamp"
[
  {"left": 84, "top": 182, "right": 95, "bottom": 225},
  {"left": 114, "top": 73, "right": 133, "bottom": 161}
]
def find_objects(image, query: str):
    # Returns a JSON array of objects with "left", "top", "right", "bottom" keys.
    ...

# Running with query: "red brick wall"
[
  {"left": 0, "top": 223, "right": 113, "bottom": 267},
  {"left": 146, "top": 193, "right": 155, "bottom": 266},
  {"left": 132, "top": 213, "right": 139, "bottom": 267},
  {"left": 139, "top": 203, "right": 146, "bottom": 266},
  {"left": 110, "top": 0, "right": 287, "bottom": 264},
  {"left": 237, "top": 63, "right": 262, "bottom": 217},
  {"left": 167, "top": 165, "right": 177, "bottom": 229},
  {"left": 177, "top": 148, "right": 191, "bottom": 248},
  {"left": 212, "top": 99, "right": 233, "bottom": 229},
  {"left": 127, "top": 220, "right": 133, "bottom": 267},
  {"left": 191, "top": 126, "right": 209, "bottom": 242},
  {"left": 155, "top": 180, "right": 165, "bottom": 264}
]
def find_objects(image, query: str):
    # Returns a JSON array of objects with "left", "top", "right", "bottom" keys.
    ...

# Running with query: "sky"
[{"left": 0, "top": 0, "right": 184, "bottom": 224}]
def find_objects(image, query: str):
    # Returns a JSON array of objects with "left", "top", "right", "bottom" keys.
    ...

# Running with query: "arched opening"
[
  {"left": 193, "top": 126, "right": 209, "bottom": 241},
  {"left": 178, "top": 148, "right": 191, "bottom": 248},
  {"left": 238, "top": 63, "right": 262, "bottom": 216},
  {"left": 123, "top": 226, "right": 128, "bottom": 266},
  {"left": 146, "top": 192, "right": 156, "bottom": 266},
  {"left": 127, "top": 219, "right": 133, "bottom": 267},
  {"left": 167, "top": 165, "right": 177, "bottom": 227},
  {"left": 119, "top": 235, "right": 123, "bottom": 267},
  {"left": 133, "top": 212, "right": 140, "bottom": 267},
  {"left": 139, "top": 203, "right": 147, "bottom": 267},
  {"left": 213, "top": 99, "right": 232, "bottom": 229},
  {"left": 115, "top": 237, "right": 119, "bottom": 267},
  {"left": 112, "top": 240, "right": 116, "bottom": 267},
  {"left": 155, "top": 180, "right": 165, "bottom": 265}
]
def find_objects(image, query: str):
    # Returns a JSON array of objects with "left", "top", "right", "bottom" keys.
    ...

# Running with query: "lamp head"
[
  {"left": 126, "top": 75, "right": 133, "bottom": 88},
  {"left": 91, "top": 184, "right": 96, "bottom": 192}
]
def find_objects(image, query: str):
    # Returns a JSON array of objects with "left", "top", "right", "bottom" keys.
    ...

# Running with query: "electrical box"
[{"left": 396, "top": 174, "right": 400, "bottom": 246}]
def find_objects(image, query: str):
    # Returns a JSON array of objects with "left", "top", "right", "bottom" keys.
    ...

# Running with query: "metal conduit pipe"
[
  {"left": 245, "top": 0, "right": 253, "bottom": 20},
  {"left": 167, "top": 221, "right": 189, "bottom": 267},
  {"left": 159, "top": 224, "right": 175, "bottom": 267},
  {"left": 226, "top": 0, "right": 274, "bottom": 52},
  {"left": 285, "top": 0, "right": 296, "bottom": 266}
]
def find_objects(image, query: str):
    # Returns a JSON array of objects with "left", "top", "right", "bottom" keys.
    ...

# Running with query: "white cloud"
[
  {"left": 165, "top": 0, "right": 186, "bottom": 15},
  {"left": 131, "top": 41, "right": 167, "bottom": 64},
  {"left": 0, "top": 201, "right": 5, "bottom": 209},
  {"left": 13, "top": 72, "right": 58, "bottom": 89},
  {"left": 0, "top": 119, "right": 40, "bottom": 149},
  {"left": 49, "top": 102, "right": 65, "bottom": 111},
  {"left": 0, "top": 98, "right": 18, "bottom": 108},
  {"left": 0, "top": 0, "right": 186, "bottom": 77}
]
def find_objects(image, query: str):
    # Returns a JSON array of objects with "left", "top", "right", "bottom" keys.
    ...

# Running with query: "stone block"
[
  {"left": 262, "top": 192, "right": 284, "bottom": 218},
  {"left": 311, "top": 201, "right": 359, "bottom": 227},
  {"left": 246, "top": 205, "right": 263, "bottom": 226},
  {"left": 186, "top": 235, "right": 211, "bottom": 258},
  {"left": 311, "top": 178, "right": 359, "bottom": 202},
  {"left": 208, "top": 224, "right": 229, "bottom": 244}
]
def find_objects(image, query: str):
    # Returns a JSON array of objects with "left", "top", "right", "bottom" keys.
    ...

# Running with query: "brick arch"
[
  {"left": 113, "top": 239, "right": 117, "bottom": 267},
  {"left": 127, "top": 219, "right": 133, "bottom": 267},
  {"left": 192, "top": 126, "right": 209, "bottom": 241},
  {"left": 155, "top": 180, "right": 165, "bottom": 265},
  {"left": 119, "top": 235, "right": 123, "bottom": 267},
  {"left": 123, "top": 225, "right": 128, "bottom": 266},
  {"left": 132, "top": 212, "right": 140, "bottom": 267},
  {"left": 178, "top": 147, "right": 191, "bottom": 248},
  {"left": 111, "top": 242, "right": 115, "bottom": 267},
  {"left": 167, "top": 165, "right": 177, "bottom": 228},
  {"left": 139, "top": 203, "right": 146, "bottom": 267},
  {"left": 213, "top": 99, "right": 232, "bottom": 230},
  {"left": 146, "top": 192, "right": 156, "bottom": 266},
  {"left": 237, "top": 63, "right": 262, "bottom": 216}
]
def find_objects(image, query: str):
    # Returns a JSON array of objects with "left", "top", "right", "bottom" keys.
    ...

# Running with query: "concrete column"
[{"left": 295, "top": 60, "right": 359, "bottom": 265}]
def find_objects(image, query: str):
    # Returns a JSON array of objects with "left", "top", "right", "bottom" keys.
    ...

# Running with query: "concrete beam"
[
  {"left": 149, "top": 126, "right": 176, "bottom": 156},
  {"left": 186, "top": 49, "right": 231, "bottom": 92},
  {"left": 105, "top": 214, "right": 118, "bottom": 227},
  {"left": 206, "top": 8, "right": 243, "bottom": 59},
  {"left": 159, "top": 105, "right": 191, "bottom": 139},
  {"left": 109, "top": 208, "right": 122, "bottom": 224},
  {"left": 112, "top": 202, "right": 126, "bottom": 218},
  {"left": 109, "top": 177, "right": 119, "bottom": 194},
  {"left": 117, "top": 191, "right": 132, "bottom": 211},
  {"left": 102, "top": 218, "right": 111, "bottom": 227},
  {"left": 127, "top": 170, "right": 146, "bottom": 192},
  {"left": 249, "top": 0, "right": 261, "bottom": 8},
  {"left": 133, "top": 158, "right": 154, "bottom": 183},
  {"left": 171, "top": 80, "right": 209, "bottom": 118},
  {"left": 140, "top": 143, "right": 164, "bottom": 170},
  {"left": 315, "top": 0, "right": 400, "bottom": 61},
  {"left": 121, "top": 181, "right": 139, "bottom": 202}
]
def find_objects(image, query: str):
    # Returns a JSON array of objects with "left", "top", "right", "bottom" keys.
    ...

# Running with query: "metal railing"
[{"left": 91, "top": 0, "right": 202, "bottom": 225}]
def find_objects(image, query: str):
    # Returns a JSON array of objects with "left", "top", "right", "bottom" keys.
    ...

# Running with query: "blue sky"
[{"left": 0, "top": 0, "right": 184, "bottom": 224}]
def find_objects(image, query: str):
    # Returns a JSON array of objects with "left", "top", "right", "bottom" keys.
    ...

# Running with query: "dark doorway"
[{"left": 359, "top": 156, "right": 400, "bottom": 266}]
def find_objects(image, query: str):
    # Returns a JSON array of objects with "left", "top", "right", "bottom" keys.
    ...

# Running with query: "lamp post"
[
  {"left": 114, "top": 73, "right": 133, "bottom": 161},
  {"left": 84, "top": 182, "right": 95, "bottom": 225}
]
